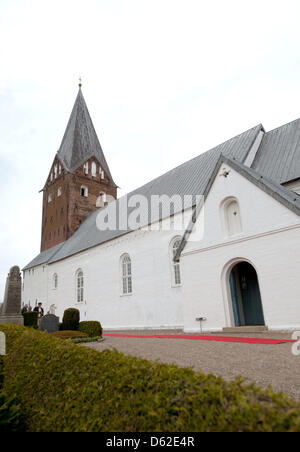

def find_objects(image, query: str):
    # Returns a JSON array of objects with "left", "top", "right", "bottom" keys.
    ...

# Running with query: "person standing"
[{"left": 33, "top": 302, "right": 44, "bottom": 327}]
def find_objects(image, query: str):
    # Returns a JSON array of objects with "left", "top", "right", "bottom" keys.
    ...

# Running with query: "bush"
[
  {"left": 62, "top": 308, "right": 80, "bottom": 331},
  {"left": 23, "top": 311, "right": 38, "bottom": 329},
  {"left": 0, "top": 392, "right": 24, "bottom": 432},
  {"left": 78, "top": 321, "right": 102, "bottom": 338},
  {"left": 0, "top": 324, "right": 300, "bottom": 432},
  {"left": 51, "top": 331, "right": 88, "bottom": 340},
  {"left": 0, "top": 355, "right": 24, "bottom": 432}
]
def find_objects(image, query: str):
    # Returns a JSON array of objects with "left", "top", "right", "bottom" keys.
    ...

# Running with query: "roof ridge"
[{"left": 265, "top": 117, "right": 300, "bottom": 135}]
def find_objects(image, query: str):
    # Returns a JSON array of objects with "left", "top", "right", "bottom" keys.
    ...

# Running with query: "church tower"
[{"left": 40, "top": 85, "right": 118, "bottom": 252}]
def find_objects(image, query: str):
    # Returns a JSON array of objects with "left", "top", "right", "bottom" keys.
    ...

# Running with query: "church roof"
[
  {"left": 252, "top": 118, "right": 300, "bottom": 184},
  {"left": 23, "top": 116, "right": 300, "bottom": 270},
  {"left": 56, "top": 88, "right": 117, "bottom": 187}
]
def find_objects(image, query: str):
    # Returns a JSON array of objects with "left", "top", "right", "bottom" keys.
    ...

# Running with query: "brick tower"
[{"left": 40, "top": 86, "right": 118, "bottom": 252}]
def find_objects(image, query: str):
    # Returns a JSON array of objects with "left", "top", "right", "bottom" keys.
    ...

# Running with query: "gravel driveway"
[{"left": 85, "top": 329, "right": 300, "bottom": 400}]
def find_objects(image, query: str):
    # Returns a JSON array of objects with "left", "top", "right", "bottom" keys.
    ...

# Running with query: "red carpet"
[{"left": 103, "top": 333, "right": 295, "bottom": 345}]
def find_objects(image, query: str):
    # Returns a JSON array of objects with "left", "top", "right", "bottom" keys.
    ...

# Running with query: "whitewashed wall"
[
  {"left": 181, "top": 163, "right": 300, "bottom": 332},
  {"left": 22, "top": 265, "right": 48, "bottom": 309},
  {"left": 23, "top": 209, "right": 193, "bottom": 329}
]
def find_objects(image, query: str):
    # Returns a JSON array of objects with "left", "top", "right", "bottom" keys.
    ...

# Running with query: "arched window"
[
  {"left": 91, "top": 161, "right": 97, "bottom": 177},
  {"left": 121, "top": 254, "right": 132, "bottom": 294},
  {"left": 80, "top": 185, "right": 88, "bottom": 197},
  {"left": 83, "top": 162, "right": 89, "bottom": 174},
  {"left": 76, "top": 270, "right": 84, "bottom": 303},
  {"left": 53, "top": 273, "right": 58, "bottom": 289},
  {"left": 221, "top": 197, "right": 242, "bottom": 237},
  {"left": 171, "top": 238, "right": 181, "bottom": 286}
]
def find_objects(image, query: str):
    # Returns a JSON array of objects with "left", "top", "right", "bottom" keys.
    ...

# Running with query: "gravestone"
[
  {"left": 39, "top": 314, "right": 59, "bottom": 333},
  {"left": 0, "top": 266, "right": 23, "bottom": 325}
]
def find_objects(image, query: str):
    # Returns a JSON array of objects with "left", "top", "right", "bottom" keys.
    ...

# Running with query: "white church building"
[{"left": 23, "top": 88, "right": 300, "bottom": 332}]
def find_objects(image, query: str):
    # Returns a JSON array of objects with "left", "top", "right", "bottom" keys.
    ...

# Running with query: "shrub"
[
  {"left": 71, "top": 337, "right": 102, "bottom": 344},
  {"left": 51, "top": 331, "right": 88, "bottom": 340},
  {"left": 62, "top": 308, "right": 80, "bottom": 331},
  {"left": 23, "top": 311, "right": 38, "bottom": 329},
  {"left": 0, "top": 392, "right": 24, "bottom": 432},
  {"left": 78, "top": 321, "right": 102, "bottom": 338},
  {"left": 0, "top": 324, "right": 300, "bottom": 432}
]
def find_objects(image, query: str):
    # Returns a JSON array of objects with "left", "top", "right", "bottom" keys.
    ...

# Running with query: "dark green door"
[{"left": 229, "top": 262, "right": 265, "bottom": 327}]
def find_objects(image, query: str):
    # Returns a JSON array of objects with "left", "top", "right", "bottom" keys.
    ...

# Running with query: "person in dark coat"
[{"left": 33, "top": 303, "right": 44, "bottom": 326}]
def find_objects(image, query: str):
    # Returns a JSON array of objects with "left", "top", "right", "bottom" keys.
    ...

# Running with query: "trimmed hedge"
[
  {"left": 23, "top": 311, "right": 38, "bottom": 329},
  {"left": 78, "top": 321, "right": 102, "bottom": 338},
  {"left": 0, "top": 325, "right": 300, "bottom": 432},
  {"left": 51, "top": 330, "right": 88, "bottom": 340},
  {"left": 0, "top": 356, "right": 23, "bottom": 432},
  {"left": 62, "top": 308, "right": 80, "bottom": 331}
]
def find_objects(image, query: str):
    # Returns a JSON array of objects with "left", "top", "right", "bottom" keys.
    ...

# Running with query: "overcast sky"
[{"left": 1, "top": 0, "right": 300, "bottom": 299}]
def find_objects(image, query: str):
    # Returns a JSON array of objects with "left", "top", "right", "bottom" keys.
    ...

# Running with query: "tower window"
[
  {"left": 48, "top": 193, "right": 52, "bottom": 203},
  {"left": 83, "top": 162, "right": 89, "bottom": 175},
  {"left": 54, "top": 165, "right": 58, "bottom": 179},
  {"left": 81, "top": 186, "right": 88, "bottom": 197},
  {"left": 91, "top": 161, "right": 97, "bottom": 177},
  {"left": 57, "top": 187, "right": 62, "bottom": 197},
  {"left": 59, "top": 164, "right": 62, "bottom": 175}
]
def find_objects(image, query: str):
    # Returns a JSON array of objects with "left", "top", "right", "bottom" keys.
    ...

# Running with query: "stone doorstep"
[{"left": 222, "top": 326, "right": 269, "bottom": 333}]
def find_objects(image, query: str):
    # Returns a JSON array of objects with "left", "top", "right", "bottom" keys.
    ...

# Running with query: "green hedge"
[
  {"left": 78, "top": 321, "right": 102, "bottom": 338},
  {"left": 0, "top": 356, "right": 23, "bottom": 432},
  {"left": 51, "top": 330, "right": 88, "bottom": 340},
  {"left": 23, "top": 311, "right": 38, "bottom": 329},
  {"left": 62, "top": 308, "right": 80, "bottom": 331},
  {"left": 0, "top": 325, "right": 300, "bottom": 432}
]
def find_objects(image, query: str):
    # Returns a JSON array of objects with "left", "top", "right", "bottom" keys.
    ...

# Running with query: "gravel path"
[{"left": 85, "top": 329, "right": 300, "bottom": 401}]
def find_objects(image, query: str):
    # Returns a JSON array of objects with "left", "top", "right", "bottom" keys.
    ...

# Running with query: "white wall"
[
  {"left": 23, "top": 265, "right": 48, "bottom": 309},
  {"left": 24, "top": 209, "right": 193, "bottom": 329},
  {"left": 285, "top": 178, "right": 300, "bottom": 195},
  {"left": 181, "top": 163, "right": 300, "bottom": 332}
]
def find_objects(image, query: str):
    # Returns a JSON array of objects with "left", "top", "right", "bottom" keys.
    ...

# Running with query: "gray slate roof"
[
  {"left": 23, "top": 117, "right": 300, "bottom": 270},
  {"left": 252, "top": 118, "right": 300, "bottom": 184},
  {"left": 23, "top": 243, "right": 65, "bottom": 271},
  {"left": 56, "top": 88, "right": 117, "bottom": 187}
]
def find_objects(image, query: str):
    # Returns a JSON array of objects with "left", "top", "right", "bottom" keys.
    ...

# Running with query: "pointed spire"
[{"left": 57, "top": 88, "right": 117, "bottom": 187}]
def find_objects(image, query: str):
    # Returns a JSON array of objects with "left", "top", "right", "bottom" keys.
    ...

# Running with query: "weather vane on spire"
[{"left": 79, "top": 76, "right": 82, "bottom": 88}]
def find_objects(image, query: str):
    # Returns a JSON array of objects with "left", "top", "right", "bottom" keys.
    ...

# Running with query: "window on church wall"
[
  {"left": 57, "top": 187, "right": 62, "bottom": 197},
  {"left": 101, "top": 170, "right": 104, "bottom": 179},
  {"left": 76, "top": 270, "right": 84, "bottom": 303},
  {"left": 221, "top": 197, "right": 243, "bottom": 237},
  {"left": 91, "top": 162, "right": 97, "bottom": 177},
  {"left": 53, "top": 273, "right": 58, "bottom": 289},
  {"left": 121, "top": 254, "right": 132, "bottom": 295},
  {"left": 48, "top": 193, "right": 52, "bottom": 203},
  {"left": 54, "top": 165, "right": 58, "bottom": 179},
  {"left": 50, "top": 172, "right": 53, "bottom": 182},
  {"left": 170, "top": 238, "right": 181, "bottom": 286},
  {"left": 59, "top": 164, "right": 62, "bottom": 175}
]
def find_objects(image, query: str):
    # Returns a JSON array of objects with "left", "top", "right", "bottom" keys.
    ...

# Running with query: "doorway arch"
[{"left": 229, "top": 261, "right": 265, "bottom": 327}]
